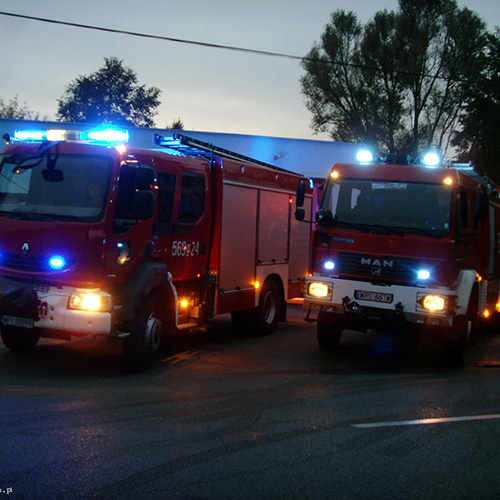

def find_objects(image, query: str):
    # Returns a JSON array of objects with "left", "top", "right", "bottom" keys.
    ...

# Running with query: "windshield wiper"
[
  {"left": 334, "top": 218, "right": 405, "bottom": 236},
  {"left": 396, "top": 226, "right": 443, "bottom": 238}
]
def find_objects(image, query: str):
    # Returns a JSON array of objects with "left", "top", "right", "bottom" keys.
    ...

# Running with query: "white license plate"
[
  {"left": 354, "top": 290, "right": 393, "bottom": 303},
  {"left": 1, "top": 315, "right": 34, "bottom": 329}
]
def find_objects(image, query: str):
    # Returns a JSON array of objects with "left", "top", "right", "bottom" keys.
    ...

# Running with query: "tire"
[
  {"left": 231, "top": 279, "right": 282, "bottom": 336},
  {"left": 123, "top": 295, "right": 164, "bottom": 372},
  {"left": 1, "top": 326, "right": 40, "bottom": 351},
  {"left": 317, "top": 311, "right": 343, "bottom": 350},
  {"left": 442, "top": 315, "right": 469, "bottom": 368},
  {"left": 255, "top": 280, "right": 281, "bottom": 335}
]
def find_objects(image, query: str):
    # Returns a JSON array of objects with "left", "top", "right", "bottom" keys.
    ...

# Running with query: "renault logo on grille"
[{"left": 21, "top": 242, "right": 30, "bottom": 256}]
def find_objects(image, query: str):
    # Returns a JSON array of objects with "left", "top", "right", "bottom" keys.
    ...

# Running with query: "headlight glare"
[
  {"left": 307, "top": 282, "right": 332, "bottom": 299},
  {"left": 69, "top": 292, "right": 112, "bottom": 312},
  {"left": 417, "top": 293, "right": 446, "bottom": 312}
]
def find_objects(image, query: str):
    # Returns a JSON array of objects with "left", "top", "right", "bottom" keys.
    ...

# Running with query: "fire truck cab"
[
  {"left": 297, "top": 151, "right": 500, "bottom": 366},
  {"left": 0, "top": 128, "right": 312, "bottom": 371}
]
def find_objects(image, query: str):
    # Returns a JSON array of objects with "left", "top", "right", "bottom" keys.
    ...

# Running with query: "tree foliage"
[
  {"left": 301, "top": 0, "right": 488, "bottom": 158},
  {"left": 0, "top": 95, "right": 42, "bottom": 120},
  {"left": 57, "top": 57, "right": 161, "bottom": 127},
  {"left": 453, "top": 29, "right": 500, "bottom": 179},
  {"left": 167, "top": 117, "right": 184, "bottom": 130}
]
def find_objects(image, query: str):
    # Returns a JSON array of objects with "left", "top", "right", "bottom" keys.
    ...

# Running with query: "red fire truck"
[
  {"left": 296, "top": 152, "right": 500, "bottom": 366},
  {"left": 0, "top": 128, "right": 312, "bottom": 370}
]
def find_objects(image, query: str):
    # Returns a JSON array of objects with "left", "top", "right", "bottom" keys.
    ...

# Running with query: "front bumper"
[
  {"left": 35, "top": 285, "right": 112, "bottom": 336},
  {"left": 304, "top": 276, "right": 456, "bottom": 328}
]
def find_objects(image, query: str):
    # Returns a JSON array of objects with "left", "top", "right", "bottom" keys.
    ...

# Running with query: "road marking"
[
  {"left": 353, "top": 413, "right": 500, "bottom": 428},
  {"left": 162, "top": 349, "right": 206, "bottom": 367}
]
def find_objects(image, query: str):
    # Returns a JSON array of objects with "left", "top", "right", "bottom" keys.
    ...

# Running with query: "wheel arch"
[{"left": 115, "top": 262, "right": 177, "bottom": 323}]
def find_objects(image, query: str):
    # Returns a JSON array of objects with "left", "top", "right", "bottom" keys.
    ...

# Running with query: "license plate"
[
  {"left": 354, "top": 290, "right": 393, "bottom": 303},
  {"left": 1, "top": 315, "right": 34, "bottom": 329}
]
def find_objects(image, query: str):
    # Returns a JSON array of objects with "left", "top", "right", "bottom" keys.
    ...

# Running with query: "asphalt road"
[{"left": 2, "top": 304, "right": 500, "bottom": 500}]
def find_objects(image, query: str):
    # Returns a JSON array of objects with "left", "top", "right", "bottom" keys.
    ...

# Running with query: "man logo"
[
  {"left": 361, "top": 258, "right": 394, "bottom": 268},
  {"left": 21, "top": 242, "right": 30, "bottom": 256}
]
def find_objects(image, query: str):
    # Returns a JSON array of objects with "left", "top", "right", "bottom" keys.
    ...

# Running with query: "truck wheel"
[
  {"left": 1, "top": 326, "right": 40, "bottom": 351},
  {"left": 256, "top": 279, "right": 281, "bottom": 335},
  {"left": 317, "top": 311, "right": 343, "bottom": 350},
  {"left": 443, "top": 315, "right": 469, "bottom": 368},
  {"left": 123, "top": 295, "right": 163, "bottom": 372},
  {"left": 231, "top": 279, "right": 281, "bottom": 336}
]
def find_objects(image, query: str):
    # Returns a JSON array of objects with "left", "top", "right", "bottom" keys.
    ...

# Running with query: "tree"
[
  {"left": 397, "top": 0, "right": 487, "bottom": 156},
  {"left": 0, "top": 95, "right": 42, "bottom": 120},
  {"left": 301, "top": 11, "right": 379, "bottom": 147},
  {"left": 57, "top": 57, "right": 161, "bottom": 127},
  {"left": 301, "top": 0, "right": 488, "bottom": 157},
  {"left": 167, "top": 117, "right": 184, "bottom": 130},
  {"left": 453, "top": 30, "right": 500, "bottom": 180}
]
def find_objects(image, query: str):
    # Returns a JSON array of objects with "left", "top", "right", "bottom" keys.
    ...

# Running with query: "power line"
[
  {"left": 0, "top": 10, "right": 385, "bottom": 74},
  {"left": 0, "top": 10, "right": 467, "bottom": 82},
  {"left": 0, "top": 10, "right": 304, "bottom": 61}
]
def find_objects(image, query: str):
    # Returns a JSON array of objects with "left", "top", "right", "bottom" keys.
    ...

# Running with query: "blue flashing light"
[
  {"left": 423, "top": 152, "right": 440, "bottom": 168},
  {"left": 417, "top": 269, "right": 431, "bottom": 280},
  {"left": 13, "top": 127, "right": 129, "bottom": 145},
  {"left": 80, "top": 128, "right": 129, "bottom": 144},
  {"left": 324, "top": 260, "right": 335, "bottom": 271},
  {"left": 14, "top": 130, "right": 47, "bottom": 142},
  {"left": 356, "top": 149, "right": 374, "bottom": 164},
  {"left": 48, "top": 255, "right": 66, "bottom": 270}
]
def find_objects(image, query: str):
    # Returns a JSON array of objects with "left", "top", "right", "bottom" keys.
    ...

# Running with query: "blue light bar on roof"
[
  {"left": 14, "top": 130, "right": 47, "bottom": 142},
  {"left": 13, "top": 127, "right": 129, "bottom": 145},
  {"left": 80, "top": 128, "right": 129, "bottom": 143},
  {"left": 356, "top": 149, "right": 374, "bottom": 164}
]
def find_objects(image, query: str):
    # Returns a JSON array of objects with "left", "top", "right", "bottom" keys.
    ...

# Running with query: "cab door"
[{"left": 168, "top": 167, "right": 211, "bottom": 281}]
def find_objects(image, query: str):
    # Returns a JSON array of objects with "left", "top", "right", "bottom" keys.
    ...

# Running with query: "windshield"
[
  {"left": 0, "top": 153, "right": 113, "bottom": 222},
  {"left": 321, "top": 178, "right": 452, "bottom": 236}
]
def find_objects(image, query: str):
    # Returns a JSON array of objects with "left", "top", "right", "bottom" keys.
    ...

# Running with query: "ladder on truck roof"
[
  {"left": 448, "top": 161, "right": 500, "bottom": 194},
  {"left": 153, "top": 133, "right": 299, "bottom": 175}
]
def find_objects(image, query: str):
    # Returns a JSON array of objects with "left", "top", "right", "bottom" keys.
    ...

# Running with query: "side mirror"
[
  {"left": 295, "top": 208, "right": 305, "bottom": 221},
  {"left": 296, "top": 177, "right": 310, "bottom": 208},
  {"left": 316, "top": 208, "right": 335, "bottom": 226},
  {"left": 42, "top": 168, "right": 64, "bottom": 182}
]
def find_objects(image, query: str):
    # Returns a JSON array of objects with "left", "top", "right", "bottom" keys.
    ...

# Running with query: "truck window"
[
  {"left": 458, "top": 191, "right": 469, "bottom": 230},
  {"left": 0, "top": 152, "right": 112, "bottom": 222},
  {"left": 321, "top": 178, "right": 452, "bottom": 235},
  {"left": 157, "top": 172, "right": 177, "bottom": 223},
  {"left": 178, "top": 173, "right": 205, "bottom": 224}
]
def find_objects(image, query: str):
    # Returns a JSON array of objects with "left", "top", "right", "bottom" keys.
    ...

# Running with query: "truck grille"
[
  {"left": 0, "top": 253, "right": 75, "bottom": 273},
  {"left": 338, "top": 252, "right": 418, "bottom": 283}
]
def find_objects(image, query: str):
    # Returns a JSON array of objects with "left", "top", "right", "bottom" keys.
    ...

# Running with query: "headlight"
[
  {"left": 69, "top": 292, "right": 112, "bottom": 312},
  {"left": 417, "top": 293, "right": 447, "bottom": 313},
  {"left": 417, "top": 269, "right": 430, "bottom": 280},
  {"left": 324, "top": 260, "right": 335, "bottom": 271},
  {"left": 307, "top": 282, "right": 332, "bottom": 299}
]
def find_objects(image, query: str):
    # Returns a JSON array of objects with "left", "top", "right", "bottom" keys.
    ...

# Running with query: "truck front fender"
[
  {"left": 114, "top": 262, "right": 175, "bottom": 322},
  {"left": 452, "top": 269, "right": 480, "bottom": 315}
]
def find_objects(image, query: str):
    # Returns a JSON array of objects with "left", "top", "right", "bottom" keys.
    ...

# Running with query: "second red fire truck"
[
  {"left": 296, "top": 152, "right": 500, "bottom": 365},
  {"left": 0, "top": 128, "right": 313, "bottom": 370}
]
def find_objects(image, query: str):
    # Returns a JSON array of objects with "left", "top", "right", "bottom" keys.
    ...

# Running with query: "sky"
[{"left": 1, "top": 0, "right": 499, "bottom": 141}]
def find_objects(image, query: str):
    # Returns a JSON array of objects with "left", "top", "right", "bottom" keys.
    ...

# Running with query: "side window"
[
  {"left": 458, "top": 191, "right": 469, "bottom": 230},
  {"left": 178, "top": 173, "right": 205, "bottom": 224},
  {"left": 114, "top": 165, "right": 137, "bottom": 220},
  {"left": 157, "top": 172, "right": 177, "bottom": 223}
]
